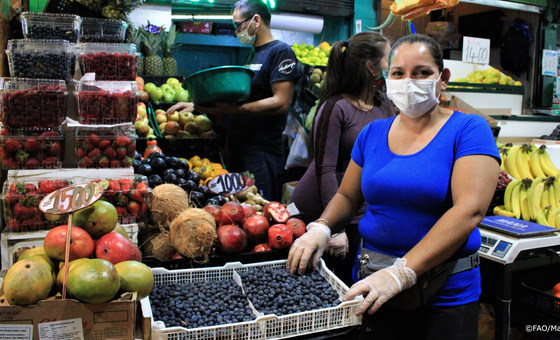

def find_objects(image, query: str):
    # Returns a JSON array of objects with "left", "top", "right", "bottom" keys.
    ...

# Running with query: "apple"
[
  {"left": 144, "top": 82, "right": 156, "bottom": 93},
  {"left": 168, "top": 111, "right": 180, "bottom": 122},
  {"left": 184, "top": 122, "right": 199, "bottom": 135},
  {"left": 137, "top": 104, "right": 147, "bottom": 118},
  {"left": 160, "top": 84, "right": 174, "bottom": 94},
  {"left": 158, "top": 122, "right": 166, "bottom": 134},
  {"left": 166, "top": 77, "right": 180, "bottom": 87},
  {"left": 149, "top": 87, "right": 163, "bottom": 102},
  {"left": 200, "top": 130, "right": 216, "bottom": 138},
  {"left": 174, "top": 89, "right": 189, "bottom": 102},
  {"left": 163, "top": 91, "right": 175, "bottom": 103},
  {"left": 154, "top": 109, "right": 166, "bottom": 115},
  {"left": 134, "top": 120, "right": 150, "bottom": 136},
  {"left": 155, "top": 113, "right": 167, "bottom": 124},
  {"left": 179, "top": 111, "right": 195, "bottom": 126},
  {"left": 177, "top": 131, "right": 194, "bottom": 138},
  {"left": 194, "top": 114, "right": 213, "bottom": 132},
  {"left": 164, "top": 121, "right": 181, "bottom": 135},
  {"left": 95, "top": 232, "right": 141, "bottom": 264},
  {"left": 139, "top": 91, "right": 149, "bottom": 102}
]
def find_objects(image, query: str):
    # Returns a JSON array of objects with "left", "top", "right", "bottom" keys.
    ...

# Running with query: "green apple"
[
  {"left": 160, "top": 84, "right": 174, "bottom": 93},
  {"left": 154, "top": 109, "right": 166, "bottom": 115},
  {"left": 144, "top": 82, "right": 156, "bottom": 93},
  {"left": 163, "top": 91, "right": 175, "bottom": 102},
  {"left": 174, "top": 89, "right": 189, "bottom": 102},
  {"left": 149, "top": 87, "right": 163, "bottom": 102},
  {"left": 166, "top": 77, "right": 180, "bottom": 87},
  {"left": 168, "top": 111, "right": 180, "bottom": 122}
]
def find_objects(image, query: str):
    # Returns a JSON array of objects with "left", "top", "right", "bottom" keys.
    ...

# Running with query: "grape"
[{"left": 496, "top": 170, "right": 512, "bottom": 190}]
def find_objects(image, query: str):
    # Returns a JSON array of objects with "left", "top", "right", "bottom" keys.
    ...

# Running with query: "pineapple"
[
  {"left": 133, "top": 27, "right": 145, "bottom": 75},
  {"left": 161, "top": 28, "right": 179, "bottom": 76},
  {"left": 143, "top": 31, "right": 163, "bottom": 76}
]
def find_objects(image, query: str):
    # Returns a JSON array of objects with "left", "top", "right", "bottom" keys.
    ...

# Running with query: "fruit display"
[
  {"left": 161, "top": 28, "right": 179, "bottom": 76},
  {"left": 0, "top": 78, "right": 67, "bottom": 129},
  {"left": 453, "top": 67, "right": 522, "bottom": 86},
  {"left": 1, "top": 179, "right": 71, "bottom": 232},
  {"left": 74, "top": 125, "right": 136, "bottom": 168},
  {"left": 21, "top": 12, "right": 81, "bottom": 43},
  {"left": 498, "top": 143, "right": 560, "bottom": 181},
  {"left": 152, "top": 108, "right": 214, "bottom": 138},
  {"left": 74, "top": 80, "right": 138, "bottom": 125},
  {"left": 134, "top": 151, "right": 191, "bottom": 188},
  {"left": 78, "top": 43, "right": 138, "bottom": 81},
  {"left": 308, "top": 67, "right": 326, "bottom": 89},
  {"left": 142, "top": 30, "right": 163, "bottom": 76},
  {"left": 291, "top": 42, "right": 331, "bottom": 66},
  {"left": 0, "top": 128, "right": 64, "bottom": 169},
  {"left": 80, "top": 18, "right": 128, "bottom": 43},
  {"left": 141, "top": 77, "right": 190, "bottom": 103},
  {"left": 6, "top": 39, "right": 76, "bottom": 80}
]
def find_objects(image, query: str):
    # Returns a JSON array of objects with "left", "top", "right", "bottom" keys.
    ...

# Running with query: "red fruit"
[
  {"left": 115, "top": 135, "right": 131, "bottom": 147},
  {"left": 243, "top": 215, "right": 270, "bottom": 245},
  {"left": 286, "top": 218, "right": 306, "bottom": 238},
  {"left": 95, "top": 232, "right": 141, "bottom": 264},
  {"left": 553, "top": 283, "right": 560, "bottom": 298},
  {"left": 217, "top": 224, "right": 247, "bottom": 254},
  {"left": 41, "top": 156, "right": 59, "bottom": 168},
  {"left": 48, "top": 142, "right": 61, "bottom": 156},
  {"left": 7, "top": 218, "right": 23, "bottom": 232},
  {"left": 88, "top": 148, "right": 101, "bottom": 160},
  {"left": 241, "top": 204, "right": 257, "bottom": 223},
  {"left": 103, "top": 147, "right": 116, "bottom": 159},
  {"left": 98, "top": 139, "right": 111, "bottom": 149},
  {"left": 105, "top": 180, "right": 121, "bottom": 198},
  {"left": 116, "top": 147, "right": 127, "bottom": 159},
  {"left": 252, "top": 243, "right": 272, "bottom": 252},
  {"left": 43, "top": 225, "right": 95, "bottom": 261},
  {"left": 21, "top": 215, "right": 42, "bottom": 231},
  {"left": 98, "top": 156, "right": 109, "bottom": 168},
  {"left": 135, "top": 182, "right": 149, "bottom": 194},
  {"left": 128, "top": 189, "right": 143, "bottom": 202},
  {"left": 118, "top": 179, "right": 133, "bottom": 194},
  {"left": 14, "top": 202, "right": 35, "bottom": 220},
  {"left": 203, "top": 204, "right": 222, "bottom": 225},
  {"left": 263, "top": 202, "right": 290, "bottom": 223},
  {"left": 121, "top": 157, "right": 133, "bottom": 167},
  {"left": 110, "top": 160, "right": 121, "bottom": 168},
  {"left": 24, "top": 183, "right": 37, "bottom": 192},
  {"left": 116, "top": 206, "right": 127, "bottom": 217},
  {"left": 4, "top": 139, "right": 20, "bottom": 153},
  {"left": 268, "top": 224, "right": 293, "bottom": 249},
  {"left": 88, "top": 133, "right": 100, "bottom": 145},
  {"left": 171, "top": 253, "right": 183, "bottom": 260},
  {"left": 5, "top": 191, "right": 23, "bottom": 205},
  {"left": 37, "top": 180, "right": 58, "bottom": 194},
  {"left": 219, "top": 202, "right": 245, "bottom": 226},
  {"left": 78, "top": 156, "right": 93, "bottom": 168},
  {"left": 24, "top": 158, "right": 39, "bottom": 169},
  {"left": 24, "top": 138, "right": 41, "bottom": 152},
  {"left": 76, "top": 148, "right": 87, "bottom": 159},
  {"left": 127, "top": 201, "right": 139, "bottom": 217},
  {"left": 38, "top": 130, "right": 59, "bottom": 139}
]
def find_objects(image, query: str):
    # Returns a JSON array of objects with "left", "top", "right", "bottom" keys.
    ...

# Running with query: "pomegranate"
[
  {"left": 217, "top": 224, "right": 247, "bottom": 254},
  {"left": 241, "top": 204, "right": 257, "bottom": 223},
  {"left": 95, "top": 232, "right": 141, "bottom": 264},
  {"left": 263, "top": 202, "right": 290, "bottom": 223},
  {"left": 203, "top": 204, "right": 222, "bottom": 226},
  {"left": 243, "top": 214, "right": 270, "bottom": 245},
  {"left": 219, "top": 202, "right": 245, "bottom": 226},
  {"left": 286, "top": 218, "right": 306, "bottom": 238},
  {"left": 268, "top": 224, "right": 293, "bottom": 249},
  {"left": 252, "top": 243, "right": 272, "bottom": 252}
]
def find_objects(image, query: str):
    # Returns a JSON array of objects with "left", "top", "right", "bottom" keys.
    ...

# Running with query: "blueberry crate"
[
  {"left": 6, "top": 39, "right": 76, "bottom": 80},
  {"left": 21, "top": 12, "right": 81, "bottom": 43},
  {"left": 141, "top": 259, "right": 363, "bottom": 340},
  {"left": 80, "top": 18, "right": 128, "bottom": 43}
]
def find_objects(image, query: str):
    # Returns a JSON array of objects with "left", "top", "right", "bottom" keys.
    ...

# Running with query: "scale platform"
[{"left": 478, "top": 216, "right": 560, "bottom": 264}]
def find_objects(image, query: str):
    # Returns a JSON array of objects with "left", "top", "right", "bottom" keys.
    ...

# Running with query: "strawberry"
[
  {"left": 7, "top": 218, "right": 23, "bottom": 232},
  {"left": 121, "top": 156, "right": 133, "bottom": 167},
  {"left": 14, "top": 202, "right": 34, "bottom": 219},
  {"left": 21, "top": 215, "right": 42, "bottom": 231},
  {"left": 115, "top": 206, "right": 127, "bottom": 217},
  {"left": 110, "top": 160, "right": 120, "bottom": 168},
  {"left": 98, "top": 156, "right": 109, "bottom": 168},
  {"left": 128, "top": 189, "right": 143, "bottom": 203},
  {"left": 105, "top": 180, "right": 121, "bottom": 198},
  {"left": 115, "top": 147, "right": 127, "bottom": 159},
  {"left": 114, "top": 193, "right": 128, "bottom": 207},
  {"left": 38, "top": 130, "right": 59, "bottom": 139},
  {"left": 38, "top": 180, "right": 58, "bottom": 194},
  {"left": 10, "top": 182, "right": 26, "bottom": 193},
  {"left": 41, "top": 156, "right": 59, "bottom": 168},
  {"left": 98, "top": 139, "right": 111, "bottom": 149},
  {"left": 127, "top": 201, "right": 139, "bottom": 217},
  {"left": 104, "top": 147, "right": 117, "bottom": 159},
  {"left": 3, "top": 158, "right": 19, "bottom": 169},
  {"left": 25, "top": 183, "right": 37, "bottom": 192},
  {"left": 78, "top": 156, "right": 93, "bottom": 168},
  {"left": 5, "top": 138, "right": 21, "bottom": 153},
  {"left": 135, "top": 182, "right": 149, "bottom": 194},
  {"left": 48, "top": 141, "right": 62, "bottom": 156},
  {"left": 5, "top": 191, "right": 23, "bottom": 205},
  {"left": 127, "top": 142, "right": 136, "bottom": 156},
  {"left": 118, "top": 178, "right": 133, "bottom": 190},
  {"left": 88, "top": 133, "right": 100, "bottom": 145},
  {"left": 24, "top": 158, "right": 39, "bottom": 169},
  {"left": 140, "top": 202, "right": 148, "bottom": 216},
  {"left": 15, "top": 150, "right": 29, "bottom": 163},
  {"left": 243, "top": 172, "right": 255, "bottom": 187},
  {"left": 24, "top": 138, "right": 41, "bottom": 152},
  {"left": 115, "top": 135, "right": 131, "bottom": 147},
  {"left": 88, "top": 148, "right": 101, "bottom": 160},
  {"left": 76, "top": 148, "right": 87, "bottom": 159}
]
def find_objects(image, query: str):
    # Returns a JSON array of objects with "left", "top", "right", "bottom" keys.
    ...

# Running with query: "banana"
[
  {"left": 538, "top": 146, "right": 560, "bottom": 176},
  {"left": 542, "top": 184, "right": 550, "bottom": 209},
  {"left": 499, "top": 147, "right": 508, "bottom": 172},
  {"left": 493, "top": 205, "right": 516, "bottom": 218},
  {"left": 520, "top": 182, "right": 531, "bottom": 221},
  {"left": 549, "top": 180, "right": 558, "bottom": 210},
  {"left": 536, "top": 206, "right": 551, "bottom": 226},
  {"left": 530, "top": 181, "right": 545, "bottom": 220},
  {"left": 511, "top": 182, "right": 522, "bottom": 219},
  {"left": 530, "top": 150, "right": 547, "bottom": 178},
  {"left": 504, "top": 180, "right": 521, "bottom": 212},
  {"left": 505, "top": 144, "right": 522, "bottom": 180},
  {"left": 517, "top": 144, "right": 534, "bottom": 179},
  {"left": 556, "top": 213, "right": 560, "bottom": 229},
  {"left": 554, "top": 177, "right": 560, "bottom": 208},
  {"left": 548, "top": 207, "right": 560, "bottom": 228}
]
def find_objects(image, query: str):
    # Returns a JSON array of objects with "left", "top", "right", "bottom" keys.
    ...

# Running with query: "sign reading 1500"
[{"left": 179, "top": 0, "right": 276, "bottom": 9}]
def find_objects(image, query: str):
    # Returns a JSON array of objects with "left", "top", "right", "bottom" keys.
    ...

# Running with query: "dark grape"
[{"left": 497, "top": 170, "right": 512, "bottom": 190}]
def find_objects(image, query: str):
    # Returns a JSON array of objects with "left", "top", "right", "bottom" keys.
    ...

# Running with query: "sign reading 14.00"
[{"left": 462, "top": 36, "right": 490, "bottom": 65}]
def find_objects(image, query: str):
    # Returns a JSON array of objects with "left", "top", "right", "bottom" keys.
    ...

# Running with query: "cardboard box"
[{"left": 0, "top": 293, "right": 137, "bottom": 340}]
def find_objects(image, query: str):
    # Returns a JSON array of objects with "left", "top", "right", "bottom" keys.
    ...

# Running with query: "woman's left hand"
[{"left": 342, "top": 258, "right": 417, "bottom": 315}]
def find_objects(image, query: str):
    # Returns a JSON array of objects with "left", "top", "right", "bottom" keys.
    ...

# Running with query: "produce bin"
[
  {"left": 141, "top": 260, "right": 362, "bottom": 340},
  {"left": 74, "top": 124, "right": 137, "bottom": 168},
  {"left": 74, "top": 80, "right": 138, "bottom": 125},
  {"left": 0, "top": 128, "right": 64, "bottom": 169},
  {"left": 20, "top": 12, "right": 81, "bottom": 43},
  {"left": 1, "top": 178, "right": 72, "bottom": 233},
  {"left": 80, "top": 17, "right": 128, "bottom": 43},
  {"left": 6, "top": 39, "right": 76, "bottom": 80},
  {"left": 0, "top": 77, "right": 67, "bottom": 129},
  {"left": 78, "top": 43, "right": 138, "bottom": 81}
]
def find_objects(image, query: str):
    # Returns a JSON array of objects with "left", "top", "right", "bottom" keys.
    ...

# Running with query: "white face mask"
[
  {"left": 386, "top": 73, "right": 441, "bottom": 118},
  {"left": 236, "top": 17, "right": 257, "bottom": 46}
]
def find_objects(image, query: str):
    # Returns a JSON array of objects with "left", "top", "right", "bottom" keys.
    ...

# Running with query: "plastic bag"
[{"left": 285, "top": 123, "right": 312, "bottom": 169}]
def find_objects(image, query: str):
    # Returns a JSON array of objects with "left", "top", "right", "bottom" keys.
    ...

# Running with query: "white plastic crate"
[{"left": 141, "top": 259, "right": 363, "bottom": 340}]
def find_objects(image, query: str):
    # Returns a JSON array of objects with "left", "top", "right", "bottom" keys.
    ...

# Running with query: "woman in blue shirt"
[{"left": 287, "top": 34, "right": 500, "bottom": 339}]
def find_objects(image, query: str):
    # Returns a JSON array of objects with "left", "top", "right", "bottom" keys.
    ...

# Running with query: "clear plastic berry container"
[
  {"left": 0, "top": 127, "right": 64, "bottom": 170},
  {"left": 21, "top": 12, "right": 81, "bottom": 43},
  {"left": 80, "top": 18, "right": 128, "bottom": 43},
  {"left": 74, "top": 80, "right": 138, "bottom": 125},
  {"left": 6, "top": 39, "right": 76, "bottom": 80},
  {"left": 1, "top": 179, "right": 72, "bottom": 232},
  {"left": 74, "top": 124, "right": 137, "bottom": 168},
  {"left": 0, "top": 78, "right": 67, "bottom": 129},
  {"left": 78, "top": 43, "right": 138, "bottom": 81}
]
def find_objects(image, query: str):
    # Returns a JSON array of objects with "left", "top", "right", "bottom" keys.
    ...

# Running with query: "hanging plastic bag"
[{"left": 285, "top": 123, "right": 312, "bottom": 170}]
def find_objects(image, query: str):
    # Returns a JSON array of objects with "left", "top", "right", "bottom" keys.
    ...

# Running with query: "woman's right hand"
[
  {"left": 287, "top": 222, "right": 330, "bottom": 275},
  {"left": 166, "top": 102, "right": 194, "bottom": 115}
]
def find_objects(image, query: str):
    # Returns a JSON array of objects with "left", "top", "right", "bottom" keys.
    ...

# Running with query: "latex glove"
[
  {"left": 342, "top": 257, "right": 417, "bottom": 315},
  {"left": 287, "top": 222, "right": 330, "bottom": 275},
  {"left": 327, "top": 232, "right": 349, "bottom": 259},
  {"left": 166, "top": 102, "right": 193, "bottom": 115}
]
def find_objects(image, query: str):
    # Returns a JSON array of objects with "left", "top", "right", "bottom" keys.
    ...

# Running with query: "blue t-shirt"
[{"left": 350, "top": 111, "right": 500, "bottom": 306}]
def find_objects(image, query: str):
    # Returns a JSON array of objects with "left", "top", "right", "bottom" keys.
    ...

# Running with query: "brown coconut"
[
  {"left": 142, "top": 232, "right": 176, "bottom": 261},
  {"left": 149, "top": 184, "right": 190, "bottom": 230},
  {"left": 169, "top": 208, "right": 217, "bottom": 259}
]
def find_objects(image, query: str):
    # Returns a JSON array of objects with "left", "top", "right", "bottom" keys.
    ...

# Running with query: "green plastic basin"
[{"left": 184, "top": 66, "right": 254, "bottom": 106}]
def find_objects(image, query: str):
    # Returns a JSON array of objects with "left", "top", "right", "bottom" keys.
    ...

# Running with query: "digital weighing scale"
[{"left": 478, "top": 216, "right": 560, "bottom": 264}]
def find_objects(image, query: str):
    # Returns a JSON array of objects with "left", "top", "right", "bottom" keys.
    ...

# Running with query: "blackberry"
[
  {"left": 27, "top": 25, "right": 79, "bottom": 42},
  {"left": 10, "top": 52, "right": 75, "bottom": 80}
]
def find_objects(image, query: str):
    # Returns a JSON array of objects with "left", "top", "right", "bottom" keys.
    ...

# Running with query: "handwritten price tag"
[
  {"left": 38, "top": 181, "right": 107, "bottom": 214},
  {"left": 462, "top": 36, "right": 490, "bottom": 65},
  {"left": 207, "top": 173, "right": 249, "bottom": 195}
]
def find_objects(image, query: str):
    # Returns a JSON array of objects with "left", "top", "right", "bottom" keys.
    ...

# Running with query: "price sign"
[
  {"left": 39, "top": 181, "right": 108, "bottom": 215},
  {"left": 207, "top": 173, "right": 249, "bottom": 195},
  {"left": 462, "top": 36, "right": 490, "bottom": 65}
]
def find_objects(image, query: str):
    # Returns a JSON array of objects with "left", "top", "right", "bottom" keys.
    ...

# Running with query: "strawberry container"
[
  {"left": 80, "top": 18, "right": 128, "bottom": 43},
  {"left": 74, "top": 80, "right": 138, "bottom": 125},
  {"left": 6, "top": 39, "right": 76, "bottom": 80},
  {"left": 0, "top": 128, "right": 64, "bottom": 169},
  {"left": 1, "top": 179, "right": 72, "bottom": 232},
  {"left": 0, "top": 78, "right": 67, "bottom": 129},
  {"left": 74, "top": 124, "right": 137, "bottom": 168},
  {"left": 74, "top": 175, "right": 149, "bottom": 224},
  {"left": 78, "top": 43, "right": 138, "bottom": 81},
  {"left": 21, "top": 12, "right": 81, "bottom": 43}
]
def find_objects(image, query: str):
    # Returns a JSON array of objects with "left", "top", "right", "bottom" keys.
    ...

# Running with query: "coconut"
[
  {"left": 150, "top": 184, "right": 190, "bottom": 230},
  {"left": 169, "top": 208, "right": 217, "bottom": 259},
  {"left": 142, "top": 232, "right": 176, "bottom": 261}
]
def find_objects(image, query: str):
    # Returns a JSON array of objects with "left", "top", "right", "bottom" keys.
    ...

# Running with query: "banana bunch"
[
  {"left": 494, "top": 175, "right": 560, "bottom": 228},
  {"left": 500, "top": 143, "right": 560, "bottom": 180}
]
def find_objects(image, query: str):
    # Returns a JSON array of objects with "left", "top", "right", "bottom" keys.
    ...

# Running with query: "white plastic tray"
[{"left": 141, "top": 259, "right": 363, "bottom": 340}]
